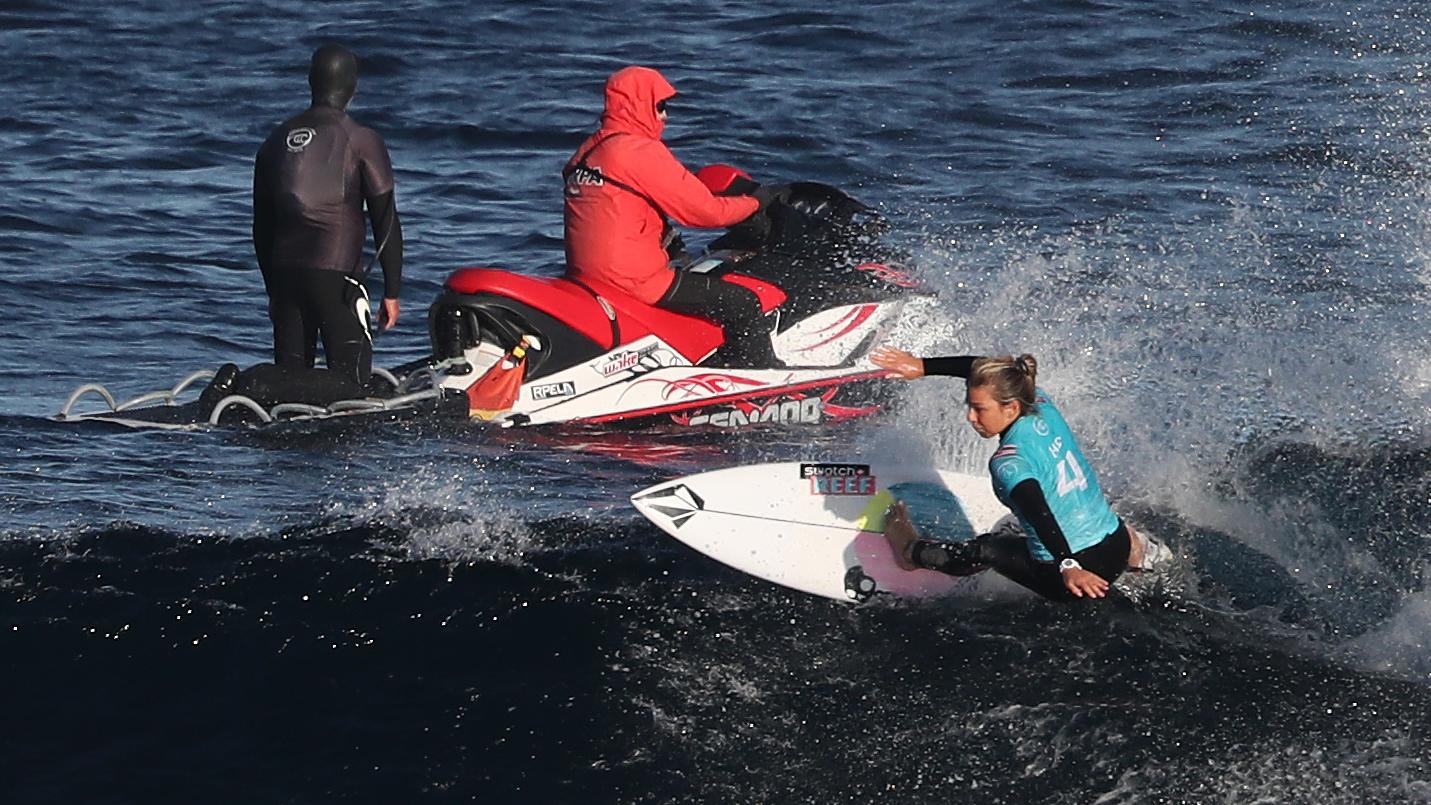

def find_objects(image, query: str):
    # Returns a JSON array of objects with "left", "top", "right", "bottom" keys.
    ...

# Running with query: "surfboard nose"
[{"left": 631, "top": 482, "right": 706, "bottom": 533}]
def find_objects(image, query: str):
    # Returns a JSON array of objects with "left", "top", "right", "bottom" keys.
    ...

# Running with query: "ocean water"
[{"left": 3, "top": 1, "right": 1430, "bottom": 802}]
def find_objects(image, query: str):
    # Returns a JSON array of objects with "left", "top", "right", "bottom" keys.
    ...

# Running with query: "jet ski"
[
  {"left": 426, "top": 177, "right": 924, "bottom": 428},
  {"left": 57, "top": 176, "right": 926, "bottom": 430}
]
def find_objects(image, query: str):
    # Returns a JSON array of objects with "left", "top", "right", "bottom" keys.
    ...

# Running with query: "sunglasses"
[{"left": 656, "top": 99, "right": 669, "bottom": 114}]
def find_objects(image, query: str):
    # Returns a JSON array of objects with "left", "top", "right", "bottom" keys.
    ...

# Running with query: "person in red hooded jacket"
[{"left": 563, "top": 65, "right": 782, "bottom": 366}]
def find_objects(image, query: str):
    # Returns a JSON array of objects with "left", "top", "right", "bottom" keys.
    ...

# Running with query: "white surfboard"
[{"left": 630, "top": 461, "right": 1017, "bottom": 602}]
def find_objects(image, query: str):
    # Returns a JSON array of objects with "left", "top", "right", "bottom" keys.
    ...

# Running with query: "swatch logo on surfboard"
[{"left": 800, "top": 463, "right": 876, "bottom": 496}]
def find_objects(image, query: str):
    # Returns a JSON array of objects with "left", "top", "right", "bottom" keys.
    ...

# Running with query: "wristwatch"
[{"left": 1059, "top": 558, "right": 1082, "bottom": 572}]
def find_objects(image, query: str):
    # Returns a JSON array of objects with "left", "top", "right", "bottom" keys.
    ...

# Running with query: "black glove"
[{"left": 750, "top": 183, "right": 792, "bottom": 212}]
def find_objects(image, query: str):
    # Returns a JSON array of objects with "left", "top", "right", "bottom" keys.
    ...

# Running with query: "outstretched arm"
[{"left": 870, "top": 347, "right": 978, "bottom": 379}]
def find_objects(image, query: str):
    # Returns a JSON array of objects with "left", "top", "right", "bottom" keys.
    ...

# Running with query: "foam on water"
[
  {"left": 5, "top": 1, "right": 1431, "bottom": 800},
  {"left": 870, "top": 138, "right": 1431, "bottom": 668},
  {"left": 334, "top": 462, "right": 537, "bottom": 565}
]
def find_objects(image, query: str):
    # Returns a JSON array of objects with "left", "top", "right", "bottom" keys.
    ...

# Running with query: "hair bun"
[{"left": 1014, "top": 354, "right": 1037, "bottom": 380}]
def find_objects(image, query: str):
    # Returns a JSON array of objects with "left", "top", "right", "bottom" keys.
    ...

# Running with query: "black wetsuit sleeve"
[
  {"left": 922, "top": 356, "right": 978, "bottom": 378},
  {"left": 1008, "top": 478, "right": 1076, "bottom": 561},
  {"left": 252, "top": 153, "right": 275, "bottom": 293},
  {"left": 366, "top": 191, "right": 403, "bottom": 299}
]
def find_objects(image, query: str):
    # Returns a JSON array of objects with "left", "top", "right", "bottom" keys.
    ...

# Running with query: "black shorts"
[
  {"left": 267, "top": 268, "right": 372, "bottom": 385},
  {"left": 919, "top": 520, "right": 1132, "bottom": 601},
  {"left": 975, "top": 521, "right": 1132, "bottom": 601}
]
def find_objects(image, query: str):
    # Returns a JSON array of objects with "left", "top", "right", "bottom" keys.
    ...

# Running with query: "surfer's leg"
[
  {"left": 883, "top": 501, "right": 921, "bottom": 570},
  {"left": 886, "top": 501, "right": 987, "bottom": 575},
  {"left": 910, "top": 538, "right": 988, "bottom": 576},
  {"left": 974, "top": 533, "right": 1072, "bottom": 600},
  {"left": 1122, "top": 523, "right": 1172, "bottom": 572},
  {"left": 984, "top": 524, "right": 1132, "bottom": 601},
  {"left": 1126, "top": 523, "right": 1145, "bottom": 568},
  {"left": 1079, "top": 522, "right": 1132, "bottom": 583}
]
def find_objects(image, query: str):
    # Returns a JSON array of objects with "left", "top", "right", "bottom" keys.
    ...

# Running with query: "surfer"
[
  {"left": 870, "top": 346, "right": 1165, "bottom": 600},
  {"left": 563, "top": 65, "right": 786, "bottom": 367}
]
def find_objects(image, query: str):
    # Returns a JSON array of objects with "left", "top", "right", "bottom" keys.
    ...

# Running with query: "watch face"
[{"left": 1059, "top": 559, "right": 1079, "bottom": 571}]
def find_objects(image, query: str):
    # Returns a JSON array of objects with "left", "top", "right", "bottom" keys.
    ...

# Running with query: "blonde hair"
[{"left": 967, "top": 354, "right": 1038, "bottom": 415}]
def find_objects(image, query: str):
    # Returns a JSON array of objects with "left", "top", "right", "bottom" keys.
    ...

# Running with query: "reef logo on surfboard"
[{"left": 799, "top": 463, "right": 876, "bottom": 496}]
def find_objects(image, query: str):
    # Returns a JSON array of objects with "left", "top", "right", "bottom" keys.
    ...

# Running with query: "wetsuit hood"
[
  {"left": 601, "top": 66, "right": 675, "bottom": 140},
  {"left": 309, "top": 44, "right": 358, "bottom": 110}
]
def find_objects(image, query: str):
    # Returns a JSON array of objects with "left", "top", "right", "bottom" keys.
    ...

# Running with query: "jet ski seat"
[{"left": 444, "top": 268, "right": 728, "bottom": 362}]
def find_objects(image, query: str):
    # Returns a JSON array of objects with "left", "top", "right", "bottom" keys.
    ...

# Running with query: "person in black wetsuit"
[{"left": 205, "top": 44, "right": 403, "bottom": 411}]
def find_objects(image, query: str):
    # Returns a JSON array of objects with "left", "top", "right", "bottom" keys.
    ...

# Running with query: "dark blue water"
[{"left": 4, "top": 1, "right": 1430, "bottom": 802}]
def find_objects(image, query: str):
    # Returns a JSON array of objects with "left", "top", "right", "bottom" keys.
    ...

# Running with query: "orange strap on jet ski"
[{"left": 466, "top": 336, "right": 531, "bottom": 420}]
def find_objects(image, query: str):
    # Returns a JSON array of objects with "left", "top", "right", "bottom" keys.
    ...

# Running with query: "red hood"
[{"left": 601, "top": 66, "right": 676, "bottom": 140}]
